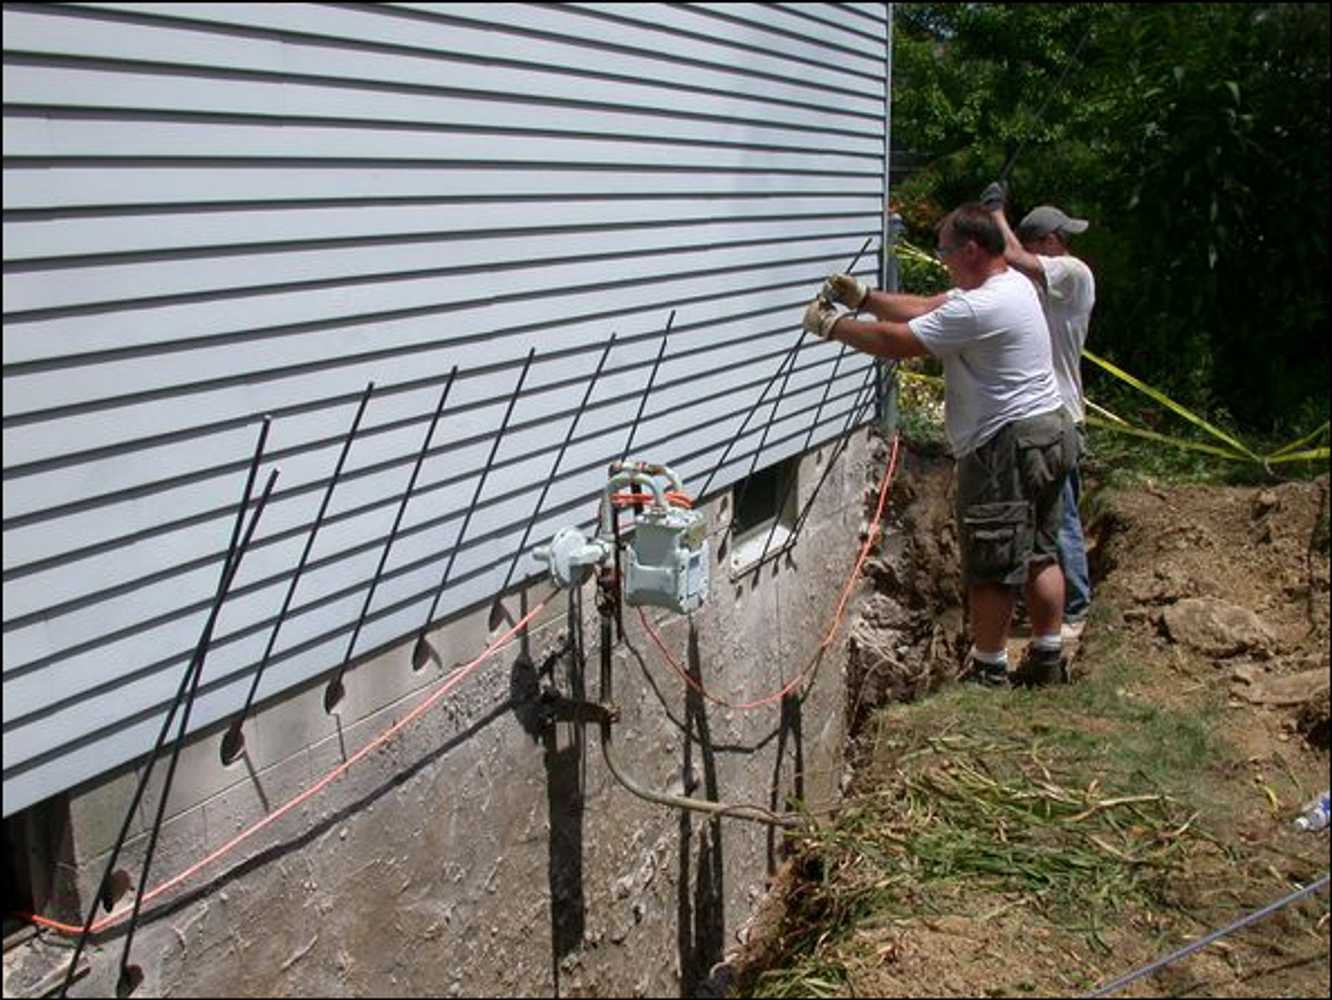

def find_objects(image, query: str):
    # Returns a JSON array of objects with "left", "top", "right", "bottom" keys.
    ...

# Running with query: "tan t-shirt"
[{"left": 1036, "top": 254, "right": 1096, "bottom": 423}]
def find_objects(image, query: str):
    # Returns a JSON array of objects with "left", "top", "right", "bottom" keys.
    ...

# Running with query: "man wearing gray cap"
[{"left": 982, "top": 186, "right": 1096, "bottom": 642}]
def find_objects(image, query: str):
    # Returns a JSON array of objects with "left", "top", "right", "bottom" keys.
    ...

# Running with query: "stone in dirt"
[
  {"left": 1231, "top": 667, "right": 1330, "bottom": 707},
  {"left": 1161, "top": 596, "right": 1275, "bottom": 659}
]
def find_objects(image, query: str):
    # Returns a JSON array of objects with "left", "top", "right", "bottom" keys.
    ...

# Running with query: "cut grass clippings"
[{"left": 741, "top": 625, "right": 1327, "bottom": 997}]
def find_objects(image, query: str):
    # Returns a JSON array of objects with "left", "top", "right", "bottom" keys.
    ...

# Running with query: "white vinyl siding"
[{"left": 2, "top": 1, "right": 888, "bottom": 816}]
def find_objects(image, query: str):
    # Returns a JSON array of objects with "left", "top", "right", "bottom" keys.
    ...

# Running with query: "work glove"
[
  {"left": 821, "top": 272, "right": 870, "bottom": 310},
  {"left": 802, "top": 297, "right": 843, "bottom": 340},
  {"left": 979, "top": 180, "right": 1007, "bottom": 212}
]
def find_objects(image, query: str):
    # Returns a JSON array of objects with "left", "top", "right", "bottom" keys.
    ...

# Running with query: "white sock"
[
  {"left": 969, "top": 645, "right": 1008, "bottom": 667},
  {"left": 1032, "top": 633, "right": 1062, "bottom": 653}
]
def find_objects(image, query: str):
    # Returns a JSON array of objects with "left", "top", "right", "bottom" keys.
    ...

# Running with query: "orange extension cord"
[
  {"left": 638, "top": 433, "right": 900, "bottom": 711},
  {"left": 18, "top": 593, "right": 554, "bottom": 938}
]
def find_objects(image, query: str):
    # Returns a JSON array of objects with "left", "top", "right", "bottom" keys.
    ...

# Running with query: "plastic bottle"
[{"left": 1292, "top": 791, "right": 1330, "bottom": 832}]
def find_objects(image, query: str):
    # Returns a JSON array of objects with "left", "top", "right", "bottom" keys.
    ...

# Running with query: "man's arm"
[
  {"left": 828, "top": 315, "right": 931, "bottom": 359},
  {"left": 822, "top": 273, "right": 949, "bottom": 321},
  {"left": 989, "top": 207, "right": 1046, "bottom": 288},
  {"left": 860, "top": 289, "right": 951, "bottom": 323}
]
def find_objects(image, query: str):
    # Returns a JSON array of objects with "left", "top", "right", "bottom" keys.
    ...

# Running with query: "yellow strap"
[
  {"left": 894, "top": 240, "right": 948, "bottom": 272},
  {"left": 898, "top": 369, "right": 942, "bottom": 385},
  {"left": 1081, "top": 349, "right": 1261, "bottom": 461},
  {"left": 1267, "top": 420, "right": 1330, "bottom": 459},
  {"left": 1084, "top": 398, "right": 1131, "bottom": 427},
  {"left": 1264, "top": 447, "right": 1331, "bottom": 465},
  {"left": 1083, "top": 415, "right": 1250, "bottom": 461}
]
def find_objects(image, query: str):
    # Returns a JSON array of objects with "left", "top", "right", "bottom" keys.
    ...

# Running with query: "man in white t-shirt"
[
  {"left": 802, "top": 203, "right": 1077, "bottom": 687},
  {"left": 983, "top": 188, "right": 1096, "bottom": 635}
]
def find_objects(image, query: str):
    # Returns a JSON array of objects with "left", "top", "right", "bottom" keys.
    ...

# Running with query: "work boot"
[
  {"left": 959, "top": 654, "right": 1010, "bottom": 689},
  {"left": 1011, "top": 645, "right": 1069, "bottom": 688}
]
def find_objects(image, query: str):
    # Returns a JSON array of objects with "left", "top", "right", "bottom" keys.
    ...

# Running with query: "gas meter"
[
  {"left": 533, "top": 461, "right": 709, "bottom": 615},
  {"left": 613, "top": 463, "right": 709, "bottom": 614}
]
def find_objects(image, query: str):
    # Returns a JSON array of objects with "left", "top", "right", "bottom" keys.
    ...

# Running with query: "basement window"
[{"left": 727, "top": 457, "right": 798, "bottom": 575}]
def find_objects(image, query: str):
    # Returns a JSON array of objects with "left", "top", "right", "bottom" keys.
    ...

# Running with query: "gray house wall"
[
  {"left": 3, "top": 0, "right": 888, "bottom": 818},
  {"left": 2, "top": 2, "right": 891, "bottom": 995}
]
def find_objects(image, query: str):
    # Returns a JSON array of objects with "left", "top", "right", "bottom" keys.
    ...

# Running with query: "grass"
[{"left": 742, "top": 615, "right": 1249, "bottom": 998}]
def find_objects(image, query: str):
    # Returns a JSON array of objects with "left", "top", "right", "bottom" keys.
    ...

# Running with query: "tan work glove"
[
  {"left": 822, "top": 272, "right": 870, "bottom": 310},
  {"left": 802, "top": 297, "right": 843, "bottom": 340}
]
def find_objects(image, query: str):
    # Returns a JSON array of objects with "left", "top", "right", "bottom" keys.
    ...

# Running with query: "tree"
[{"left": 891, "top": 3, "right": 1330, "bottom": 436}]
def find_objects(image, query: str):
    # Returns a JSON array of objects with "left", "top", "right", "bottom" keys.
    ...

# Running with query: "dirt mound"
[
  {"left": 845, "top": 450, "right": 964, "bottom": 735},
  {"left": 1094, "top": 474, "right": 1331, "bottom": 738}
]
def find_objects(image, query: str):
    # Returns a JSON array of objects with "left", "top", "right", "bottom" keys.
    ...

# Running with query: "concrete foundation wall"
[{"left": 23, "top": 430, "right": 879, "bottom": 998}]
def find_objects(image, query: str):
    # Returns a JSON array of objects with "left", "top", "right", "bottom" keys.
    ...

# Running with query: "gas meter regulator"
[{"left": 533, "top": 461, "right": 709, "bottom": 615}]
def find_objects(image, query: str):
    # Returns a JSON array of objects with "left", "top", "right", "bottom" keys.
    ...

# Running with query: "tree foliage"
[{"left": 891, "top": 3, "right": 1330, "bottom": 436}]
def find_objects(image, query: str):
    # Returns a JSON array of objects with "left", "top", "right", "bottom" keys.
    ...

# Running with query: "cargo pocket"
[
  {"left": 1014, "top": 415, "right": 1067, "bottom": 497},
  {"left": 962, "top": 500, "right": 1030, "bottom": 583}
]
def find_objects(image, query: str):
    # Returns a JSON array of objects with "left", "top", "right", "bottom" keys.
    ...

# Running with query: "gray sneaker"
[{"left": 1012, "top": 645, "right": 1068, "bottom": 688}]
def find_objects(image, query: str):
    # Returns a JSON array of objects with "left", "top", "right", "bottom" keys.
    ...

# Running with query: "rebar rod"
[
  {"left": 755, "top": 344, "right": 848, "bottom": 565},
  {"left": 700, "top": 235, "right": 874, "bottom": 509},
  {"left": 727, "top": 332, "right": 805, "bottom": 535},
  {"left": 223, "top": 384, "right": 373, "bottom": 762},
  {"left": 498, "top": 335, "right": 616, "bottom": 597},
  {"left": 787, "top": 364, "right": 883, "bottom": 547},
  {"left": 419, "top": 349, "right": 535, "bottom": 631},
  {"left": 325, "top": 369, "right": 456, "bottom": 712},
  {"left": 623, "top": 311, "right": 673, "bottom": 462},
  {"left": 113, "top": 466, "right": 281, "bottom": 999},
  {"left": 60, "top": 416, "right": 274, "bottom": 998},
  {"left": 695, "top": 348, "right": 796, "bottom": 502}
]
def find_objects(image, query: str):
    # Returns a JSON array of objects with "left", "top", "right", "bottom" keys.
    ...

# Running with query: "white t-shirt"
[
  {"left": 1037, "top": 254, "right": 1096, "bottom": 423},
  {"left": 908, "top": 268, "right": 1063, "bottom": 457}
]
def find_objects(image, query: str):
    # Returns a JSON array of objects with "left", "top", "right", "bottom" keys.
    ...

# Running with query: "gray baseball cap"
[{"left": 1018, "top": 205, "right": 1089, "bottom": 240}]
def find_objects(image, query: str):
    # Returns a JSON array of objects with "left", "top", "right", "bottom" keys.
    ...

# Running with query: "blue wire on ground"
[{"left": 1083, "top": 872, "right": 1330, "bottom": 997}]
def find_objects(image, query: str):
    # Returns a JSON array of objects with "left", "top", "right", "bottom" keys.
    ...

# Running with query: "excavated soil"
[{"left": 725, "top": 447, "right": 1330, "bottom": 998}]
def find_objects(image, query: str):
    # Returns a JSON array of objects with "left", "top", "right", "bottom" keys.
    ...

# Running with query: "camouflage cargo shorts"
[{"left": 955, "top": 409, "right": 1077, "bottom": 586}]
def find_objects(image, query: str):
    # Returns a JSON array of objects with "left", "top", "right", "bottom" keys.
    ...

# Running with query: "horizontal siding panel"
[
  {"left": 2, "top": 1, "right": 887, "bottom": 815},
  {"left": 0, "top": 65, "right": 883, "bottom": 160},
  {"left": 608, "top": 2, "right": 886, "bottom": 68},
  {"left": 546, "top": 2, "right": 884, "bottom": 92},
  {"left": 3, "top": 223, "right": 870, "bottom": 321},
  {"left": 26, "top": 3, "right": 884, "bottom": 118},
  {"left": 2, "top": 164, "right": 881, "bottom": 213},
  {"left": 2, "top": 117, "right": 879, "bottom": 174},
  {"left": 692, "top": 2, "right": 889, "bottom": 57},
  {"left": 7, "top": 221, "right": 873, "bottom": 318},
  {"left": 4, "top": 195, "right": 880, "bottom": 264},
  {"left": 765, "top": 3, "right": 890, "bottom": 45},
  {"left": 841, "top": 3, "right": 891, "bottom": 25}
]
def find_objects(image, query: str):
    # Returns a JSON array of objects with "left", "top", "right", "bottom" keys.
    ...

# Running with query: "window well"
[{"left": 728, "top": 457, "right": 798, "bottom": 574}]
